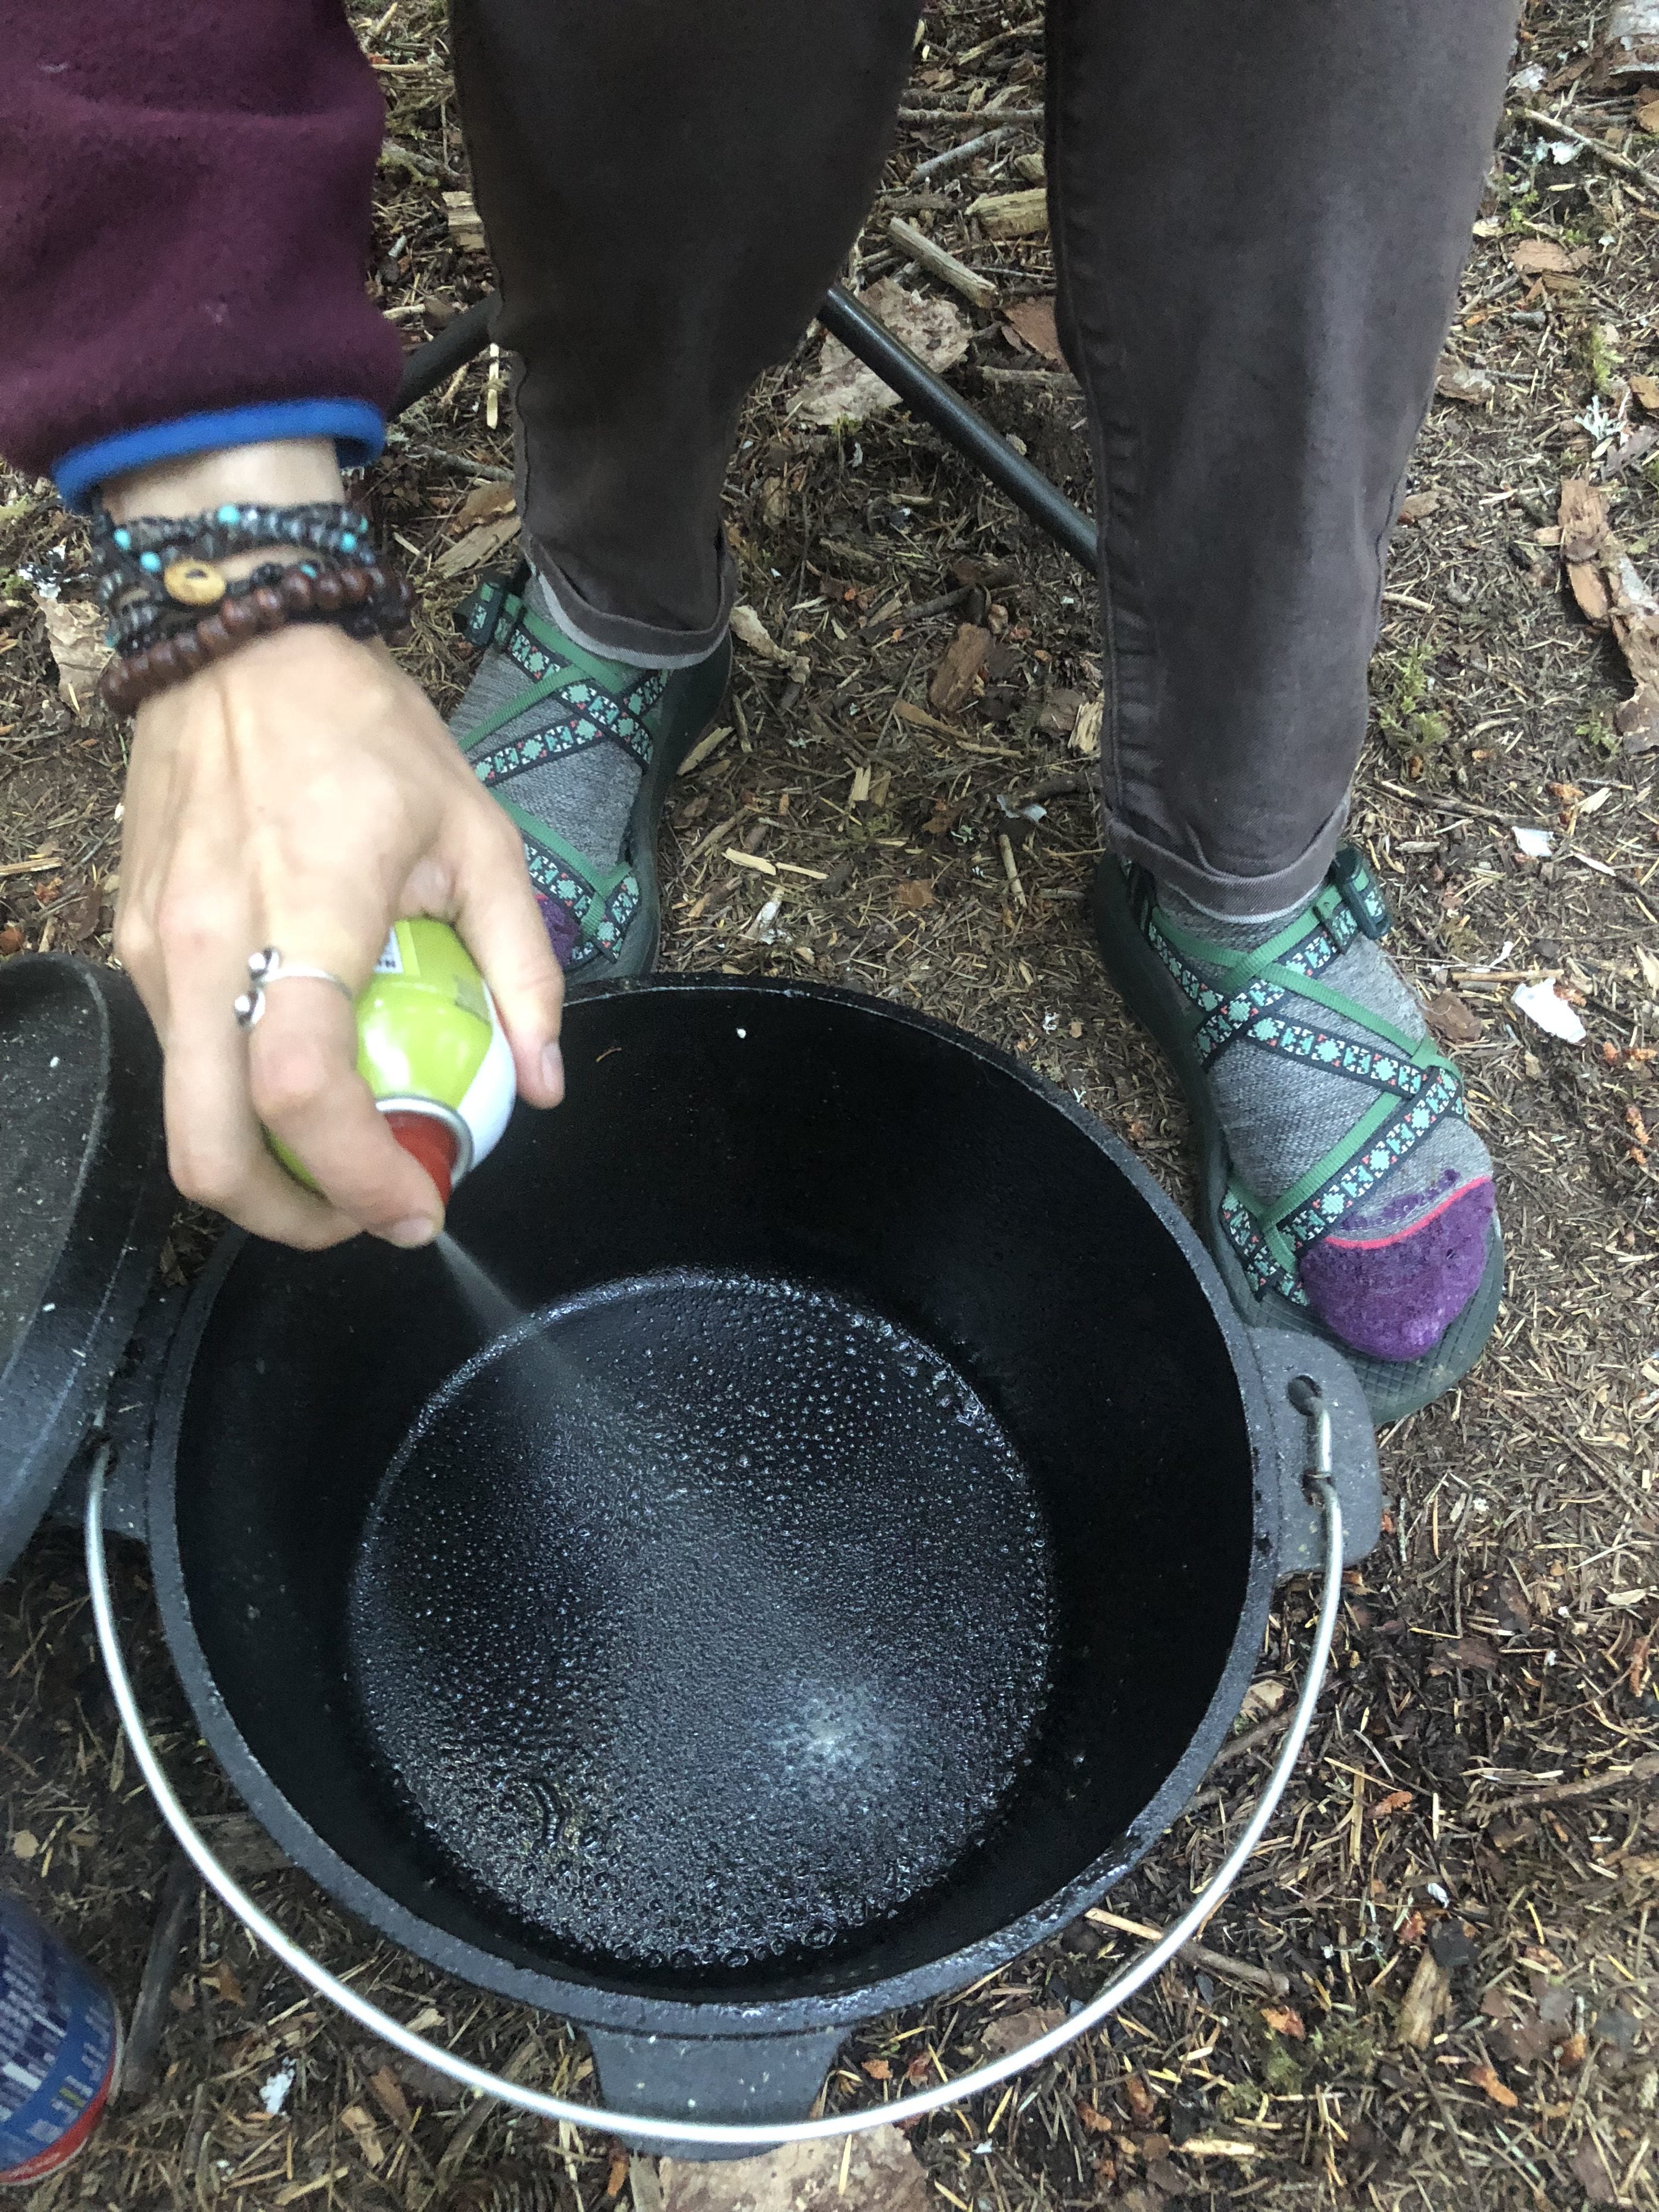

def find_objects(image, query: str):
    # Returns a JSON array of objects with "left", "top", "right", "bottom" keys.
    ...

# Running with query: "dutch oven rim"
[{"left": 143, "top": 973, "right": 1286, "bottom": 2040}]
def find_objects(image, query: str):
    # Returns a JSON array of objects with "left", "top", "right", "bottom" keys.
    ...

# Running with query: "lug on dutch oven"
[{"left": 1, "top": 953, "right": 1381, "bottom": 2154}]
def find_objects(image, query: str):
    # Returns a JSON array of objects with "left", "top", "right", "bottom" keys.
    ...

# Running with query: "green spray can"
[{"left": 265, "top": 919, "right": 516, "bottom": 1205}]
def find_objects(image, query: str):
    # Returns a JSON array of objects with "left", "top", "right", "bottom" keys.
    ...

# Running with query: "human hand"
[{"left": 114, "top": 616, "right": 563, "bottom": 1248}]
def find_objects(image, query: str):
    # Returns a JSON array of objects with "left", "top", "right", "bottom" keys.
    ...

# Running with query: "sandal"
[
  {"left": 1093, "top": 847, "right": 1504, "bottom": 1425},
  {"left": 455, "top": 566, "right": 730, "bottom": 987}
]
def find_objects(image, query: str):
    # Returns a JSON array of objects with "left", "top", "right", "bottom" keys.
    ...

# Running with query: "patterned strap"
[
  {"left": 1146, "top": 851, "right": 1471, "bottom": 1303},
  {"left": 454, "top": 570, "right": 655, "bottom": 965},
  {"left": 456, "top": 578, "right": 667, "bottom": 768}
]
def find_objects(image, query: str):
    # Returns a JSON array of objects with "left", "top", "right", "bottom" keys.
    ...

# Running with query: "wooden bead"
[
  {"left": 218, "top": 595, "right": 260, "bottom": 639},
  {"left": 172, "top": 631, "right": 206, "bottom": 677},
  {"left": 162, "top": 557, "right": 227, "bottom": 607},
  {"left": 278, "top": 568, "right": 313, "bottom": 613},
  {"left": 339, "top": 566, "right": 372, "bottom": 605},
  {"left": 195, "top": 615, "right": 233, "bottom": 659},
  {"left": 312, "top": 568, "right": 346, "bottom": 613},
  {"left": 250, "top": 585, "right": 286, "bottom": 628}
]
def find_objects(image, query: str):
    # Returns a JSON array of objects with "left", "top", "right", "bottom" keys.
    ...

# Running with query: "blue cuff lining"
[{"left": 53, "top": 399, "right": 386, "bottom": 511}]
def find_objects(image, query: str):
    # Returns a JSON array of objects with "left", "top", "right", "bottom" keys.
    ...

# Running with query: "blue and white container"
[{"left": 0, "top": 1895, "right": 120, "bottom": 2186}]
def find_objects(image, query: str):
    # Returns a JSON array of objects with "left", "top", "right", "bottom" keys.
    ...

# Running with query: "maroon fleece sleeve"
[{"left": 0, "top": 1, "right": 404, "bottom": 483}]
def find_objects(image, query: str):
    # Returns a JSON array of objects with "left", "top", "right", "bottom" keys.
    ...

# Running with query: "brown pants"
[{"left": 451, "top": 0, "right": 1517, "bottom": 915}]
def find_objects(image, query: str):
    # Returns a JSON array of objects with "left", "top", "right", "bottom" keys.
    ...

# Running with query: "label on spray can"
[
  {"left": 0, "top": 1897, "right": 120, "bottom": 2186},
  {"left": 373, "top": 929, "right": 405, "bottom": 977}
]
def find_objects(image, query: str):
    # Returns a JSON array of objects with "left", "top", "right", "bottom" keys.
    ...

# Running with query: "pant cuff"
[
  {"left": 526, "top": 531, "right": 737, "bottom": 670},
  {"left": 1104, "top": 792, "right": 1350, "bottom": 921}
]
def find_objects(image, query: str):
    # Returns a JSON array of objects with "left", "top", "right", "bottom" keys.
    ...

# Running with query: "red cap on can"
[{"left": 383, "top": 1110, "right": 460, "bottom": 1208}]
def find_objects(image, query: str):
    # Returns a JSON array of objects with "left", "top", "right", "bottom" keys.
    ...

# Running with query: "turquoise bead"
[
  {"left": 216, "top": 503, "right": 239, "bottom": 524},
  {"left": 113, "top": 528, "right": 131, "bottom": 550},
  {"left": 140, "top": 551, "right": 161, "bottom": 572}
]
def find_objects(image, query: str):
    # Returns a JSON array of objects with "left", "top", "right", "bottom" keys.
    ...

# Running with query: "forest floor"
[{"left": 2, "top": 1, "right": 1657, "bottom": 2207}]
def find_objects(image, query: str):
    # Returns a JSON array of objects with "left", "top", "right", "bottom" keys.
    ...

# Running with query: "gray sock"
[
  {"left": 1157, "top": 883, "right": 1493, "bottom": 1239},
  {"left": 449, "top": 569, "right": 648, "bottom": 870}
]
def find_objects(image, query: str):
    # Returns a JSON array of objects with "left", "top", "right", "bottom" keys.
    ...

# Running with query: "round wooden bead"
[
  {"left": 218, "top": 595, "right": 260, "bottom": 640},
  {"left": 278, "top": 568, "right": 314, "bottom": 613},
  {"left": 172, "top": 631, "right": 206, "bottom": 676},
  {"left": 339, "top": 566, "right": 372, "bottom": 605},
  {"left": 250, "top": 586, "right": 286, "bottom": 628},
  {"left": 195, "top": 615, "right": 233, "bottom": 659},
  {"left": 162, "top": 557, "right": 227, "bottom": 607},
  {"left": 312, "top": 568, "right": 346, "bottom": 613}
]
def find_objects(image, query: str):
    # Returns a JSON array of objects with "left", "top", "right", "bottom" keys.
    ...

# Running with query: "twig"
[
  {"left": 119, "top": 1853, "right": 200, "bottom": 2103},
  {"left": 395, "top": 442, "right": 514, "bottom": 483},
  {"left": 912, "top": 126, "right": 1020, "bottom": 182},
  {"left": 887, "top": 218, "right": 997, "bottom": 311},
  {"left": 898, "top": 105, "right": 1044, "bottom": 125},
  {"left": 979, "top": 365, "right": 1081, "bottom": 390},
  {"left": 1410, "top": 2052, "right": 1483, "bottom": 2191},
  {"left": 997, "top": 830, "right": 1027, "bottom": 905},
  {"left": 1478, "top": 1749, "right": 1659, "bottom": 1817},
  {"left": 1515, "top": 106, "right": 1656, "bottom": 190},
  {"left": 859, "top": 584, "right": 970, "bottom": 637},
  {"left": 1085, "top": 1910, "right": 1291, "bottom": 1997}
]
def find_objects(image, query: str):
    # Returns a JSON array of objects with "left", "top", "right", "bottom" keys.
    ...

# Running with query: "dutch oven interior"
[{"left": 165, "top": 982, "right": 1260, "bottom": 2010}]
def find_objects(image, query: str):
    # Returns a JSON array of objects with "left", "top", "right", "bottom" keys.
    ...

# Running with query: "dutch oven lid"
[{"left": 0, "top": 954, "right": 170, "bottom": 1579}]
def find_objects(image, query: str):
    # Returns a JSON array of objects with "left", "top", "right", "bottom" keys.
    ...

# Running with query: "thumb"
[{"left": 445, "top": 811, "right": 566, "bottom": 1107}]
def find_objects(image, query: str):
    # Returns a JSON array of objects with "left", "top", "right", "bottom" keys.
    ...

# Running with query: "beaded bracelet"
[
  {"left": 99, "top": 557, "right": 414, "bottom": 716},
  {"left": 91, "top": 498, "right": 383, "bottom": 646}
]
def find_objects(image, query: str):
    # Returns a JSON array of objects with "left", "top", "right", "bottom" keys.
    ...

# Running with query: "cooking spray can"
[
  {"left": 0, "top": 1896, "right": 121, "bottom": 2188},
  {"left": 272, "top": 919, "right": 517, "bottom": 1205}
]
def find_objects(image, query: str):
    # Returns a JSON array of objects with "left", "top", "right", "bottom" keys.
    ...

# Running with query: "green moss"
[{"left": 1585, "top": 323, "right": 1622, "bottom": 398}]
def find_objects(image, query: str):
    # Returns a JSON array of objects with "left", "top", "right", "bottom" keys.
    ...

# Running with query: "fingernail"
[
  {"left": 381, "top": 1215, "right": 438, "bottom": 1249},
  {"left": 540, "top": 1041, "right": 565, "bottom": 1099}
]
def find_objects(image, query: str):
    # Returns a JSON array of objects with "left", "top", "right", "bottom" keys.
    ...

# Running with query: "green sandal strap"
[
  {"left": 455, "top": 574, "right": 666, "bottom": 765},
  {"left": 1144, "top": 849, "right": 1472, "bottom": 1300}
]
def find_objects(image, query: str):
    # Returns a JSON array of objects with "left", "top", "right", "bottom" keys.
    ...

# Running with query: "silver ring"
[{"left": 233, "top": 946, "right": 357, "bottom": 1031}]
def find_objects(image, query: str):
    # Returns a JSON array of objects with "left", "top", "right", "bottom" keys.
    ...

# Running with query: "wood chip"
[
  {"left": 433, "top": 512, "right": 520, "bottom": 578},
  {"left": 442, "top": 189, "right": 486, "bottom": 252},
  {"left": 723, "top": 849, "right": 778, "bottom": 876},
  {"left": 39, "top": 600, "right": 111, "bottom": 717},
  {"left": 1436, "top": 360, "right": 1496, "bottom": 405},
  {"left": 929, "top": 622, "right": 992, "bottom": 713},
  {"left": 1396, "top": 1950, "right": 1451, "bottom": 2049},
  {"left": 676, "top": 725, "right": 732, "bottom": 778},
  {"left": 1002, "top": 294, "right": 1064, "bottom": 362},
  {"left": 967, "top": 187, "right": 1048, "bottom": 239},
  {"left": 1558, "top": 477, "right": 1659, "bottom": 749}
]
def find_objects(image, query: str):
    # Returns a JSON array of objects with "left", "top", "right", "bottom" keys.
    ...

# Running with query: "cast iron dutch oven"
[{"left": 2, "top": 956, "right": 1379, "bottom": 2152}]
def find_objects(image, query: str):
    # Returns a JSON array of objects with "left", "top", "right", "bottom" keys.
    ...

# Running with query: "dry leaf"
[
  {"left": 435, "top": 512, "right": 520, "bottom": 579},
  {"left": 40, "top": 599, "right": 112, "bottom": 716},
  {"left": 1436, "top": 361, "right": 1496, "bottom": 405},
  {"left": 1425, "top": 991, "right": 1483, "bottom": 1046},
  {"left": 894, "top": 878, "right": 936, "bottom": 912},
  {"left": 660, "top": 2126, "right": 930, "bottom": 2212},
  {"left": 1076, "top": 2100, "right": 1114, "bottom": 2134},
  {"left": 1123, "top": 2074, "right": 1158, "bottom": 2126},
  {"left": 792, "top": 278, "right": 970, "bottom": 429},
  {"left": 365, "top": 2067, "right": 412, "bottom": 2131},
  {"left": 1397, "top": 490, "right": 1442, "bottom": 523},
  {"left": 1466, "top": 2063, "right": 1519, "bottom": 2111},
  {"left": 1373, "top": 1787, "right": 1414, "bottom": 1820},
  {"left": 1632, "top": 370, "right": 1659, "bottom": 411},
  {"left": 455, "top": 481, "right": 516, "bottom": 527},
  {"left": 929, "top": 622, "right": 992, "bottom": 713},
  {"left": 1259, "top": 2005, "right": 1305, "bottom": 2041},
  {"left": 1002, "top": 296, "right": 1064, "bottom": 362},
  {"left": 861, "top": 2056, "right": 891, "bottom": 2081},
  {"left": 980, "top": 2006, "right": 1064, "bottom": 2060},
  {"left": 731, "top": 604, "right": 793, "bottom": 665},
  {"left": 0, "top": 926, "right": 23, "bottom": 957},
  {"left": 1509, "top": 236, "right": 1582, "bottom": 274},
  {"left": 202, "top": 1957, "right": 245, "bottom": 2007}
]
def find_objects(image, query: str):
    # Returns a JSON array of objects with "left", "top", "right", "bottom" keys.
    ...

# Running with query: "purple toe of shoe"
[
  {"left": 1299, "top": 1179, "right": 1496, "bottom": 1364},
  {"left": 534, "top": 890, "right": 582, "bottom": 969}
]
